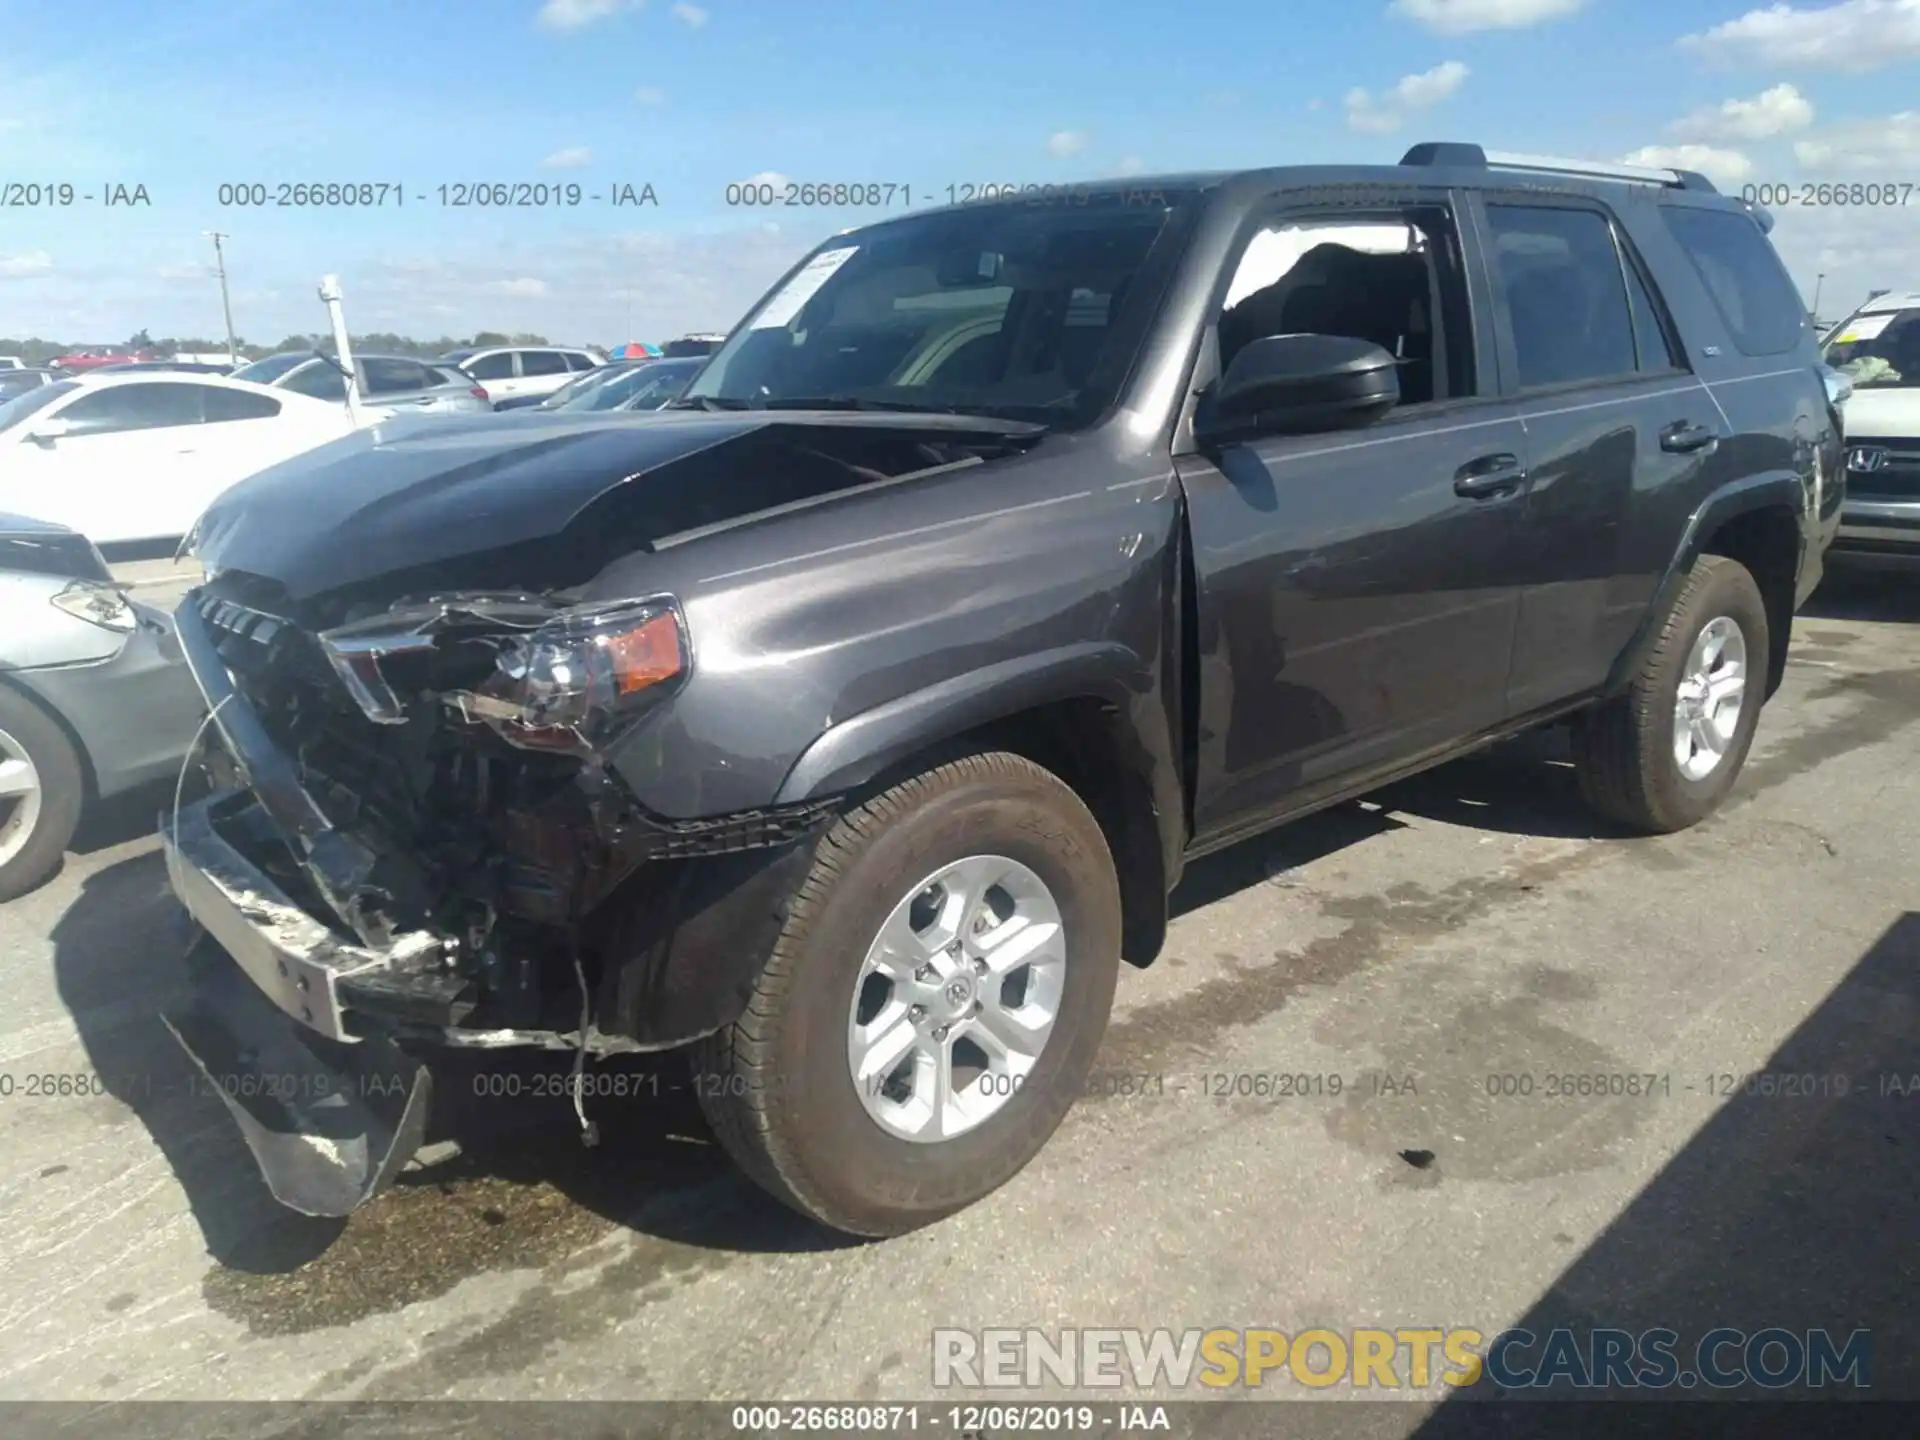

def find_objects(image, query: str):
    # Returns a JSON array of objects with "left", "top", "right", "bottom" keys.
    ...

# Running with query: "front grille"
[{"left": 1850, "top": 436, "right": 1920, "bottom": 500}]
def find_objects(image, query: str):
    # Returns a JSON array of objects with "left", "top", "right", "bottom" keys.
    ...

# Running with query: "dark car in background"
[
  {"left": 503, "top": 356, "right": 704, "bottom": 413},
  {"left": 0, "top": 369, "right": 57, "bottom": 404}
]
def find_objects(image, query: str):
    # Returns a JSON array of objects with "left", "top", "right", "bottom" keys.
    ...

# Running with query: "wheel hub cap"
[
  {"left": 1672, "top": 615, "right": 1748, "bottom": 782},
  {"left": 847, "top": 854, "right": 1067, "bottom": 1144},
  {"left": 0, "top": 725, "right": 44, "bottom": 870}
]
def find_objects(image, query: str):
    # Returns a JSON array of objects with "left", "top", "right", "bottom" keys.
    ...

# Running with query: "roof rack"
[{"left": 1400, "top": 142, "right": 1718, "bottom": 194}]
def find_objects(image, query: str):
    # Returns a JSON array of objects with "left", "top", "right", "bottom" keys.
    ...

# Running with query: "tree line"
[{"left": 0, "top": 330, "right": 571, "bottom": 364}]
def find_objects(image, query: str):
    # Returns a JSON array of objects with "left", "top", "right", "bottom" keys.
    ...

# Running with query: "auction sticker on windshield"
[
  {"left": 1832, "top": 313, "right": 1895, "bottom": 344},
  {"left": 749, "top": 246, "right": 859, "bottom": 329}
]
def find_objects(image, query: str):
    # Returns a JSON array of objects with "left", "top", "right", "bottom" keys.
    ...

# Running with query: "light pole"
[
  {"left": 204, "top": 231, "right": 239, "bottom": 365},
  {"left": 1811, "top": 272, "right": 1825, "bottom": 320}
]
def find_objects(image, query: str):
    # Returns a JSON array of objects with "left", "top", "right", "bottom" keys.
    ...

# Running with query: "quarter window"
[
  {"left": 1485, "top": 204, "right": 1638, "bottom": 390},
  {"left": 1661, "top": 206, "right": 1807, "bottom": 357}
]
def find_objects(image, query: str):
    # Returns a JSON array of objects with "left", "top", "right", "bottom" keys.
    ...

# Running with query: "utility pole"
[
  {"left": 1811, "top": 272, "right": 1825, "bottom": 320},
  {"left": 204, "top": 231, "right": 239, "bottom": 365}
]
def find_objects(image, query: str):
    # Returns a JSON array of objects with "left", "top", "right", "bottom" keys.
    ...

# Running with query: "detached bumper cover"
[{"left": 162, "top": 793, "right": 438, "bottom": 1214}]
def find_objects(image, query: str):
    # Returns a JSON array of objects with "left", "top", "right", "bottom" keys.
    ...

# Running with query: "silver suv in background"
[
  {"left": 229, "top": 353, "right": 493, "bottom": 423},
  {"left": 439, "top": 346, "right": 605, "bottom": 408}
]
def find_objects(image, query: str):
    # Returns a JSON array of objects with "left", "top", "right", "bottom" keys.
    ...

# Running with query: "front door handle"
[
  {"left": 1661, "top": 420, "right": 1720, "bottom": 455},
  {"left": 1454, "top": 452, "right": 1527, "bottom": 498}
]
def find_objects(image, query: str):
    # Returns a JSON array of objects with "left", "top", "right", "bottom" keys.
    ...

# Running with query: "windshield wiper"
[
  {"left": 667, "top": 394, "right": 753, "bottom": 411},
  {"left": 755, "top": 396, "right": 976, "bottom": 414}
]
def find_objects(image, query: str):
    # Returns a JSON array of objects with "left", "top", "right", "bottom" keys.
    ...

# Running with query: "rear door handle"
[
  {"left": 1661, "top": 420, "right": 1719, "bottom": 454},
  {"left": 1454, "top": 452, "right": 1527, "bottom": 499}
]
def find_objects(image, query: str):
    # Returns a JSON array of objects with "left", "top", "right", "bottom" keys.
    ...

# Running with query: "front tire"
[
  {"left": 0, "top": 685, "right": 84, "bottom": 902},
  {"left": 1571, "top": 554, "right": 1769, "bottom": 834},
  {"left": 693, "top": 751, "right": 1122, "bottom": 1237}
]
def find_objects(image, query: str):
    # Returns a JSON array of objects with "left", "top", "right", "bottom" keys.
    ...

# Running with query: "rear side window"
[
  {"left": 520, "top": 350, "right": 569, "bottom": 376},
  {"left": 1661, "top": 206, "right": 1806, "bottom": 356},
  {"left": 203, "top": 387, "right": 281, "bottom": 421},
  {"left": 563, "top": 352, "right": 595, "bottom": 372},
  {"left": 1485, "top": 204, "right": 1637, "bottom": 390},
  {"left": 359, "top": 358, "right": 433, "bottom": 395}
]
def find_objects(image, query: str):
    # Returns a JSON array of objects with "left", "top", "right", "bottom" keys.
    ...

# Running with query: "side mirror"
[
  {"left": 1197, "top": 333, "right": 1400, "bottom": 442},
  {"left": 26, "top": 417, "right": 72, "bottom": 445}
]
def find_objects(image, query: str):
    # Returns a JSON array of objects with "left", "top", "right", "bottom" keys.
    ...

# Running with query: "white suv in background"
[
  {"left": 1822, "top": 290, "right": 1920, "bottom": 561},
  {"left": 439, "top": 346, "right": 604, "bottom": 408}
]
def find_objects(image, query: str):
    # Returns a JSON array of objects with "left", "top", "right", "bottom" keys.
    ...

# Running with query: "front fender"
[{"left": 774, "top": 641, "right": 1149, "bottom": 803}]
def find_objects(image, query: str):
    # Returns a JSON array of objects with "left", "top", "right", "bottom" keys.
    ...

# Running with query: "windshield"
[
  {"left": 0, "top": 373, "right": 45, "bottom": 400},
  {"left": 1823, "top": 309, "right": 1920, "bottom": 388},
  {"left": 681, "top": 190, "right": 1193, "bottom": 427},
  {"left": 231, "top": 352, "right": 312, "bottom": 385},
  {"left": 0, "top": 380, "right": 77, "bottom": 435},
  {"left": 614, "top": 359, "right": 702, "bottom": 408},
  {"left": 537, "top": 363, "right": 638, "bottom": 410}
]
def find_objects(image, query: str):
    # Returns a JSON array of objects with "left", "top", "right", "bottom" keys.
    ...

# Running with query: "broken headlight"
[{"left": 446, "top": 597, "right": 690, "bottom": 755}]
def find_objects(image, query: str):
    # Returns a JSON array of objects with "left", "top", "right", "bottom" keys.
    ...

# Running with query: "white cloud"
[
  {"left": 1344, "top": 60, "right": 1469, "bottom": 134},
  {"left": 0, "top": 251, "right": 52, "bottom": 279},
  {"left": 1389, "top": 0, "right": 1585, "bottom": 32},
  {"left": 741, "top": 171, "right": 791, "bottom": 191},
  {"left": 536, "top": 0, "right": 637, "bottom": 32},
  {"left": 671, "top": 2, "right": 708, "bottom": 25},
  {"left": 542, "top": 146, "right": 593, "bottom": 168},
  {"left": 1620, "top": 143, "right": 1756, "bottom": 184},
  {"left": 1669, "top": 83, "right": 1814, "bottom": 141},
  {"left": 1047, "top": 130, "right": 1089, "bottom": 158},
  {"left": 1791, "top": 111, "right": 1920, "bottom": 169},
  {"left": 1680, "top": 0, "right": 1920, "bottom": 72},
  {"left": 1768, "top": 203, "right": 1920, "bottom": 313},
  {"left": 488, "top": 278, "right": 550, "bottom": 297},
  {"left": 634, "top": 85, "right": 668, "bottom": 105}
]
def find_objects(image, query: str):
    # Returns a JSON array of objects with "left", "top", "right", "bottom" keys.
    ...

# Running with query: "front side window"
[
  {"left": 59, "top": 382, "right": 206, "bottom": 435},
  {"left": 1215, "top": 207, "right": 1472, "bottom": 406},
  {"left": 683, "top": 190, "right": 1196, "bottom": 427},
  {"left": 1485, "top": 204, "right": 1638, "bottom": 390},
  {"left": 1661, "top": 205, "right": 1807, "bottom": 357},
  {"left": 518, "top": 350, "right": 570, "bottom": 377},
  {"left": 1823, "top": 308, "right": 1920, "bottom": 389}
]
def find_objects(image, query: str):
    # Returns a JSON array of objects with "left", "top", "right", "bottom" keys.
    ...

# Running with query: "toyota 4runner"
[{"left": 164, "top": 141, "right": 1842, "bottom": 1236}]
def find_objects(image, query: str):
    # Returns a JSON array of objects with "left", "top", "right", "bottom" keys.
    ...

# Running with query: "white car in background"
[
  {"left": 438, "top": 345, "right": 603, "bottom": 408},
  {"left": 1822, "top": 290, "right": 1920, "bottom": 560},
  {"left": 0, "top": 357, "right": 26, "bottom": 371},
  {"left": 0, "top": 373, "right": 352, "bottom": 545}
]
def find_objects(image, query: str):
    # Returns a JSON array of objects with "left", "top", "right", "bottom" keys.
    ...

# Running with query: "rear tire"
[
  {"left": 0, "top": 685, "right": 84, "bottom": 902},
  {"left": 693, "top": 750, "right": 1122, "bottom": 1237},
  {"left": 1571, "top": 554, "right": 1769, "bottom": 834}
]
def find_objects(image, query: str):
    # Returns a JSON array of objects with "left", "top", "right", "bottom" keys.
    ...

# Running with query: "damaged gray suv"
[{"left": 165, "top": 143, "right": 1840, "bottom": 1236}]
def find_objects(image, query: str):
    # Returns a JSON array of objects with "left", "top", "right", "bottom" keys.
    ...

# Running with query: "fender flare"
[
  {"left": 773, "top": 641, "right": 1151, "bottom": 803},
  {"left": 1605, "top": 470, "right": 1807, "bottom": 697}
]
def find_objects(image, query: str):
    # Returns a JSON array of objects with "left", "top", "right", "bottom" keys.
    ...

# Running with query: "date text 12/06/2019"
[{"left": 213, "top": 182, "right": 659, "bottom": 208}]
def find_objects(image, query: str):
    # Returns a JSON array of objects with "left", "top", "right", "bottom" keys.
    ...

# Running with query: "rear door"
[
  {"left": 1176, "top": 188, "right": 1532, "bottom": 841},
  {"left": 1466, "top": 194, "right": 1728, "bottom": 713},
  {"left": 463, "top": 350, "right": 517, "bottom": 405},
  {"left": 515, "top": 348, "right": 574, "bottom": 401}
]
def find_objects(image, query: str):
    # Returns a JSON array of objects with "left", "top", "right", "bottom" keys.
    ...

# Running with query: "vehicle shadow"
[
  {"left": 1408, "top": 912, "right": 1919, "bottom": 1436},
  {"left": 48, "top": 731, "right": 1639, "bottom": 1288}
]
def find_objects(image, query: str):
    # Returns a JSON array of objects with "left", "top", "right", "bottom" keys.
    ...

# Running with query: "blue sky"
[{"left": 2, "top": 0, "right": 1917, "bottom": 344}]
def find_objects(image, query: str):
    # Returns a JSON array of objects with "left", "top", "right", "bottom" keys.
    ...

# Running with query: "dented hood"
[{"left": 189, "top": 408, "right": 1039, "bottom": 603}]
